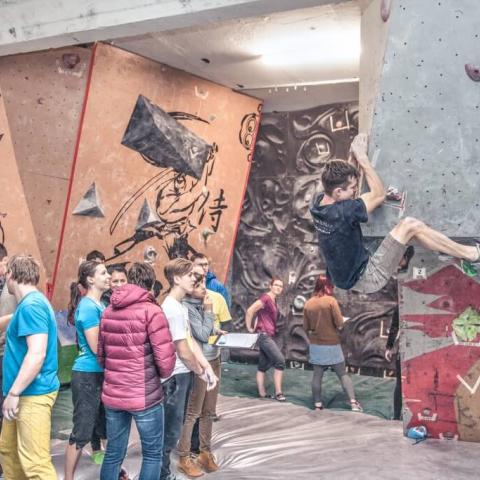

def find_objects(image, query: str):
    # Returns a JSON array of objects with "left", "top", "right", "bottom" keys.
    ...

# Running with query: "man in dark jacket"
[{"left": 98, "top": 262, "right": 176, "bottom": 480}]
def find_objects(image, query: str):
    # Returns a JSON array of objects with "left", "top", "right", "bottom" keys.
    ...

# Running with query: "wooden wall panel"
[
  {"left": 0, "top": 46, "right": 92, "bottom": 278},
  {"left": 52, "top": 43, "right": 261, "bottom": 309},
  {"left": 0, "top": 87, "right": 46, "bottom": 286}
]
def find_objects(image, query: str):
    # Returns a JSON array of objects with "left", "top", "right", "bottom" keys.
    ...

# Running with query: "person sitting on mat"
[
  {"left": 303, "top": 275, "right": 362, "bottom": 412},
  {"left": 310, "top": 133, "right": 480, "bottom": 294},
  {"left": 245, "top": 278, "right": 286, "bottom": 401}
]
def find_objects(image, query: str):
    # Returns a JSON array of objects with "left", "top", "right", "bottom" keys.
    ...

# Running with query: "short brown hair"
[
  {"left": 164, "top": 258, "right": 193, "bottom": 288},
  {"left": 321, "top": 160, "right": 359, "bottom": 195},
  {"left": 128, "top": 262, "right": 156, "bottom": 291},
  {"left": 8, "top": 255, "right": 40, "bottom": 286}
]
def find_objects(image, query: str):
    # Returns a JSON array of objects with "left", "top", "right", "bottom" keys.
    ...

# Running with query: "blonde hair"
[
  {"left": 164, "top": 258, "right": 192, "bottom": 288},
  {"left": 8, "top": 255, "right": 40, "bottom": 286}
]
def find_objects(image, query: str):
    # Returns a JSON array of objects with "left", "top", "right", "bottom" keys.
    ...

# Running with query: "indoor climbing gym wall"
[
  {"left": 0, "top": 87, "right": 46, "bottom": 285},
  {"left": 51, "top": 43, "right": 261, "bottom": 309},
  {"left": 360, "top": 0, "right": 480, "bottom": 441},
  {"left": 361, "top": 0, "right": 480, "bottom": 236},
  {"left": 230, "top": 102, "right": 399, "bottom": 374},
  {"left": 400, "top": 250, "right": 480, "bottom": 442},
  {"left": 0, "top": 46, "right": 92, "bottom": 280}
]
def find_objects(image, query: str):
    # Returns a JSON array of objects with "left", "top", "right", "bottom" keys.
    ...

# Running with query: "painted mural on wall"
[
  {"left": 51, "top": 43, "right": 261, "bottom": 309},
  {"left": 230, "top": 102, "right": 397, "bottom": 373},
  {"left": 400, "top": 254, "right": 480, "bottom": 442}
]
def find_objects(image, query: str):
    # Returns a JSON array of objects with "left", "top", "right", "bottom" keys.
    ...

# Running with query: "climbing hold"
[
  {"left": 136, "top": 199, "right": 161, "bottom": 230},
  {"left": 72, "top": 183, "right": 104, "bottom": 218},
  {"left": 62, "top": 53, "right": 80, "bottom": 69},
  {"left": 381, "top": 0, "right": 392, "bottom": 22},
  {"left": 465, "top": 64, "right": 480, "bottom": 82}
]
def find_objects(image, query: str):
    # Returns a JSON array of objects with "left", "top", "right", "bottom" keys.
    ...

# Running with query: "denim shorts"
[{"left": 69, "top": 371, "right": 106, "bottom": 449}]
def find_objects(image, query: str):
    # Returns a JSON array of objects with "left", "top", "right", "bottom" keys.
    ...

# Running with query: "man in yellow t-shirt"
[{"left": 207, "top": 289, "right": 232, "bottom": 330}]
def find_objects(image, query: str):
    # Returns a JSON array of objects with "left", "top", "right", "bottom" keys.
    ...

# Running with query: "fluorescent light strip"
[{"left": 238, "top": 77, "right": 359, "bottom": 91}]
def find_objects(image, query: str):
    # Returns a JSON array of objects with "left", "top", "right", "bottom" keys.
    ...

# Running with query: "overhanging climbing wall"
[
  {"left": 361, "top": 0, "right": 480, "bottom": 236},
  {"left": 400, "top": 250, "right": 480, "bottom": 442},
  {"left": 0, "top": 87, "right": 46, "bottom": 285},
  {"left": 51, "top": 43, "right": 261, "bottom": 309}
]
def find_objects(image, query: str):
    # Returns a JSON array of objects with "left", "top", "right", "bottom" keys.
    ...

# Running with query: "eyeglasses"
[{"left": 272, "top": 283, "right": 283, "bottom": 288}]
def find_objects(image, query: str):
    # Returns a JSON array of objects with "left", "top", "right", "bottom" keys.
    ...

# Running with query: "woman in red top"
[{"left": 245, "top": 278, "right": 286, "bottom": 401}]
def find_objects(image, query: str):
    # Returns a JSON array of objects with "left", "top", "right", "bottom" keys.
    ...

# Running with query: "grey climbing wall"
[{"left": 362, "top": 0, "right": 480, "bottom": 237}]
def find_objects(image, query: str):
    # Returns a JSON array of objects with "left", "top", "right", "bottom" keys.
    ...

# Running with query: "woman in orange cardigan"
[{"left": 303, "top": 275, "right": 362, "bottom": 412}]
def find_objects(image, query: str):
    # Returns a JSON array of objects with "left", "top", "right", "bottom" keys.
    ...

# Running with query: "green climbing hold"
[
  {"left": 452, "top": 307, "right": 480, "bottom": 342},
  {"left": 461, "top": 260, "right": 478, "bottom": 277}
]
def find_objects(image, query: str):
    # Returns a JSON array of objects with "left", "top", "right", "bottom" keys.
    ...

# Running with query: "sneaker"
[
  {"left": 91, "top": 451, "right": 105, "bottom": 465},
  {"left": 197, "top": 451, "right": 219, "bottom": 473},
  {"left": 177, "top": 456, "right": 204, "bottom": 478},
  {"left": 350, "top": 400, "right": 363, "bottom": 412}
]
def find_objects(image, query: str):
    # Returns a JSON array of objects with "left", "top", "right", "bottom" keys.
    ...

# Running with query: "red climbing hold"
[
  {"left": 465, "top": 64, "right": 480, "bottom": 82},
  {"left": 381, "top": 0, "right": 392, "bottom": 22}
]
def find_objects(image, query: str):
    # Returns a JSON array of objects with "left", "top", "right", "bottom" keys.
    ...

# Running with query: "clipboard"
[{"left": 210, "top": 333, "right": 259, "bottom": 349}]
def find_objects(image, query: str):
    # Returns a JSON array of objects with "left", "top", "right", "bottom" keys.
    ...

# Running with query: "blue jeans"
[
  {"left": 160, "top": 373, "right": 192, "bottom": 480},
  {"left": 100, "top": 403, "right": 164, "bottom": 480}
]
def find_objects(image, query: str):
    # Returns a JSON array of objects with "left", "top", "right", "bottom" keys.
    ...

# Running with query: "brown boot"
[
  {"left": 177, "top": 455, "right": 204, "bottom": 478},
  {"left": 197, "top": 450, "right": 219, "bottom": 473}
]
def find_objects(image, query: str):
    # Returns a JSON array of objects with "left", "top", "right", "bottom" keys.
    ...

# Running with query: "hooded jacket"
[{"left": 97, "top": 284, "right": 175, "bottom": 411}]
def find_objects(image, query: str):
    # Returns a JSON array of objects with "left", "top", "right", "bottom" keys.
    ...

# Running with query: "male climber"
[{"left": 310, "top": 133, "right": 480, "bottom": 294}]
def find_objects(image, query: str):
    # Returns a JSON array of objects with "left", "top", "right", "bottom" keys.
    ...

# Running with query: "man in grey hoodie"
[{"left": 176, "top": 266, "right": 223, "bottom": 478}]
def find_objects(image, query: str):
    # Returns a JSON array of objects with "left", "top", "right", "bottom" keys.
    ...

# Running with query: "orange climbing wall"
[
  {"left": 0, "top": 46, "right": 92, "bottom": 279},
  {"left": 51, "top": 43, "right": 261, "bottom": 309},
  {"left": 0, "top": 87, "right": 46, "bottom": 287}
]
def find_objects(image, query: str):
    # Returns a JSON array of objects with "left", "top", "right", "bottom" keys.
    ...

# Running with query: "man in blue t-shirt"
[
  {"left": 0, "top": 255, "right": 59, "bottom": 479},
  {"left": 311, "top": 133, "right": 480, "bottom": 294}
]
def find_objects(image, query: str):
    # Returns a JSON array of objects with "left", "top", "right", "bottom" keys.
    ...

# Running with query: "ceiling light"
[{"left": 259, "top": 27, "right": 360, "bottom": 67}]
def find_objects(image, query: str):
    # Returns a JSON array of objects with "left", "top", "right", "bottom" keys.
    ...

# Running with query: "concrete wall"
[{"left": 362, "top": 0, "right": 480, "bottom": 237}]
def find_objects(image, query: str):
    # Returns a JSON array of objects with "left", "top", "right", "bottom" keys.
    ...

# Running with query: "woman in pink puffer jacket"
[{"left": 97, "top": 262, "right": 176, "bottom": 480}]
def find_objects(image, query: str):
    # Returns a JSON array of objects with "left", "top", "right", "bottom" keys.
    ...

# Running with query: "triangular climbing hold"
[
  {"left": 72, "top": 182, "right": 104, "bottom": 218},
  {"left": 136, "top": 199, "right": 160, "bottom": 230}
]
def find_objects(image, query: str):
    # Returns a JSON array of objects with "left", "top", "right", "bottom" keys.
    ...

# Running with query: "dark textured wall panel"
[{"left": 230, "top": 102, "right": 396, "bottom": 371}]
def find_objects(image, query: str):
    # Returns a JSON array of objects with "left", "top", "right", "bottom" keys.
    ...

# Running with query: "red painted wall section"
[{"left": 400, "top": 263, "right": 480, "bottom": 441}]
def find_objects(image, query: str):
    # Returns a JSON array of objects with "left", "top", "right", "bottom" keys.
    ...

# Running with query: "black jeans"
[
  {"left": 257, "top": 334, "right": 285, "bottom": 372},
  {"left": 160, "top": 373, "right": 192, "bottom": 480}
]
